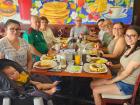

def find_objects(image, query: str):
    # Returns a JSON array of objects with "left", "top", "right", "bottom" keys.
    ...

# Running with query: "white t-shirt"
[{"left": 0, "top": 37, "right": 30, "bottom": 70}]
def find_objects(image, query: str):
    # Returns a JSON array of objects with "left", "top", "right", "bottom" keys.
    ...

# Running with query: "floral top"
[{"left": 0, "top": 37, "right": 30, "bottom": 70}]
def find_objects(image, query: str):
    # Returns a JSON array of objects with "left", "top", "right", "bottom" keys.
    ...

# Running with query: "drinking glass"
[{"left": 75, "top": 54, "right": 81, "bottom": 65}]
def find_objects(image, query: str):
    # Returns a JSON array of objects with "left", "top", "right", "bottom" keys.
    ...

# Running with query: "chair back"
[{"left": 131, "top": 73, "right": 140, "bottom": 105}]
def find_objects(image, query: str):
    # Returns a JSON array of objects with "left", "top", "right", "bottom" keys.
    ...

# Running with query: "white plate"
[
  {"left": 83, "top": 63, "right": 108, "bottom": 73},
  {"left": 103, "top": 13, "right": 127, "bottom": 19},
  {"left": 65, "top": 65, "right": 82, "bottom": 73},
  {"left": 87, "top": 57, "right": 108, "bottom": 64},
  {"left": 33, "top": 60, "right": 57, "bottom": 69}
]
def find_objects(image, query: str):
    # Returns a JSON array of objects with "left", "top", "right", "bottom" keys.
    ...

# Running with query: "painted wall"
[{"left": 0, "top": 0, "right": 134, "bottom": 24}]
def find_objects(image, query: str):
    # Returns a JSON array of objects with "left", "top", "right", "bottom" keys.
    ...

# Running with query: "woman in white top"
[
  {"left": 40, "top": 16, "right": 59, "bottom": 48},
  {"left": 0, "top": 19, "right": 32, "bottom": 71}
]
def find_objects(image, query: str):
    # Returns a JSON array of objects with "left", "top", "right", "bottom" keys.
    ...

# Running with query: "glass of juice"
[{"left": 75, "top": 54, "right": 81, "bottom": 65}]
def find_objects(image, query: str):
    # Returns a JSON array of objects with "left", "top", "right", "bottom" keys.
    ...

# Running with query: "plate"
[
  {"left": 65, "top": 65, "right": 82, "bottom": 73},
  {"left": 87, "top": 57, "right": 108, "bottom": 64},
  {"left": 33, "top": 60, "right": 57, "bottom": 69},
  {"left": 103, "top": 13, "right": 127, "bottom": 19},
  {"left": 83, "top": 63, "right": 108, "bottom": 73}
]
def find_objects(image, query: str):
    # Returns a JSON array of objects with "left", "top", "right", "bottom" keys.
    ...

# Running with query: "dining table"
[
  {"left": 30, "top": 38, "right": 113, "bottom": 105},
  {"left": 31, "top": 66, "right": 112, "bottom": 79}
]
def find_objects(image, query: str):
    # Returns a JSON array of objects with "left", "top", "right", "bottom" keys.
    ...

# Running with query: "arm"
[
  {"left": 30, "top": 80, "right": 41, "bottom": 85},
  {"left": 111, "top": 63, "right": 121, "bottom": 70},
  {"left": 103, "top": 38, "right": 126, "bottom": 59},
  {"left": 110, "top": 61, "right": 140, "bottom": 84},
  {"left": 23, "top": 31, "right": 43, "bottom": 57},
  {"left": 0, "top": 52, "right": 4, "bottom": 59},
  {"left": 27, "top": 50, "right": 33, "bottom": 71},
  {"left": 70, "top": 27, "right": 74, "bottom": 38},
  {"left": 29, "top": 44, "right": 42, "bottom": 57}
]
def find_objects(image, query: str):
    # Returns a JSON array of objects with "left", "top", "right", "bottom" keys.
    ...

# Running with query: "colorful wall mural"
[{"left": 0, "top": 0, "right": 134, "bottom": 24}]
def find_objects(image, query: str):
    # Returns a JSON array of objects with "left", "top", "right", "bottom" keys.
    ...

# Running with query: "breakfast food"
[
  {"left": 42, "top": 55, "right": 54, "bottom": 60},
  {"left": 39, "top": 2, "right": 69, "bottom": 24},
  {"left": 0, "top": 1, "right": 16, "bottom": 17},
  {"left": 43, "top": 2, "right": 67, "bottom": 11},
  {"left": 90, "top": 57, "right": 107, "bottom": 64},
  {"left": 39, "top": 60, "right": 51, "bottom": 67},
  {"left": 89, "top": 63, "right": 105, "bottom": 72}
]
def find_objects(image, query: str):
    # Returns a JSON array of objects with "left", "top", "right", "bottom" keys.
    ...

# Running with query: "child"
[{"left": 1, "top": 65, "right": 59, "bottom": 95}]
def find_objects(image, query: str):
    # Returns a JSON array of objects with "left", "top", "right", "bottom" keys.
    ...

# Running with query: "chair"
[{"left": 101, "top": 74, "right": 140, "bottom": 105}]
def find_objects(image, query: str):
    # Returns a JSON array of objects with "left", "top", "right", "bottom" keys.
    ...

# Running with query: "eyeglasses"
[
  {"left": 125, "top": 34, "right": 137, "bottom": 38},
  {"left": 9, "top": 28, "right": 21, "bottom": 32}
]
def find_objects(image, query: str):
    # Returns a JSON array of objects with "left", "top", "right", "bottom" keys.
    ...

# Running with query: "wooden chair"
[{"left": 101, "top": 74, "right": 140, "bottom": 105}]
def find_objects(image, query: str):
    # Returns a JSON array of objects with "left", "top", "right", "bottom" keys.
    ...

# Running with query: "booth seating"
[{"left": 19, "top": 24, "right": 98, "bottom": 38}]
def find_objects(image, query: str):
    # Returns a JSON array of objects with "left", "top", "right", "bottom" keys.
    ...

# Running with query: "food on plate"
[
  {"left": 89, "top": 63, "right": 105, "bottom": 72},
  {"left": 87, "top": 50, "right": 98, "bottom": 55},
  {"left": 0, "top": 1, "right": 16, "bottom": 17},
  {"left": 91, "top": 58, "right": 107, "bottom": 64},
  {"left": 71, "top": 66, "right": 81, "bottom": 72},
  {"left": 42, "top": 55, "right": 54, "bottom": 60},
  {"left": 66, "top": 65, "right": 82, "bottom": 73},
  {"left": 39, "top": 60, "right": 51, "bottom": 67}
]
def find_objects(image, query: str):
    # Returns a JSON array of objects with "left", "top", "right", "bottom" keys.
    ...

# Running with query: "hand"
[
  {"left": 53, "top": 81, "right": 61, "bottom": 86},
  {"left": 106, "top": 62, "right": 113, "bottom": 67}
]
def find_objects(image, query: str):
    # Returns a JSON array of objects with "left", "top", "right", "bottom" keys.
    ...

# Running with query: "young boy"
[{"left": 1, "top": 65, "right": 59, "bottom": 95}]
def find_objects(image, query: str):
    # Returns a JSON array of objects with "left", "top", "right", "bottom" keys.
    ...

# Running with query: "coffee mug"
[{"left": 109, "top": 6, "right": 128, "bottom": 18}]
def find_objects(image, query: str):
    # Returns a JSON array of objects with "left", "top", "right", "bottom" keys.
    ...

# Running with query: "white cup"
[{"left": 109, "top": 6, "right": 127, "bottom": 17}]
